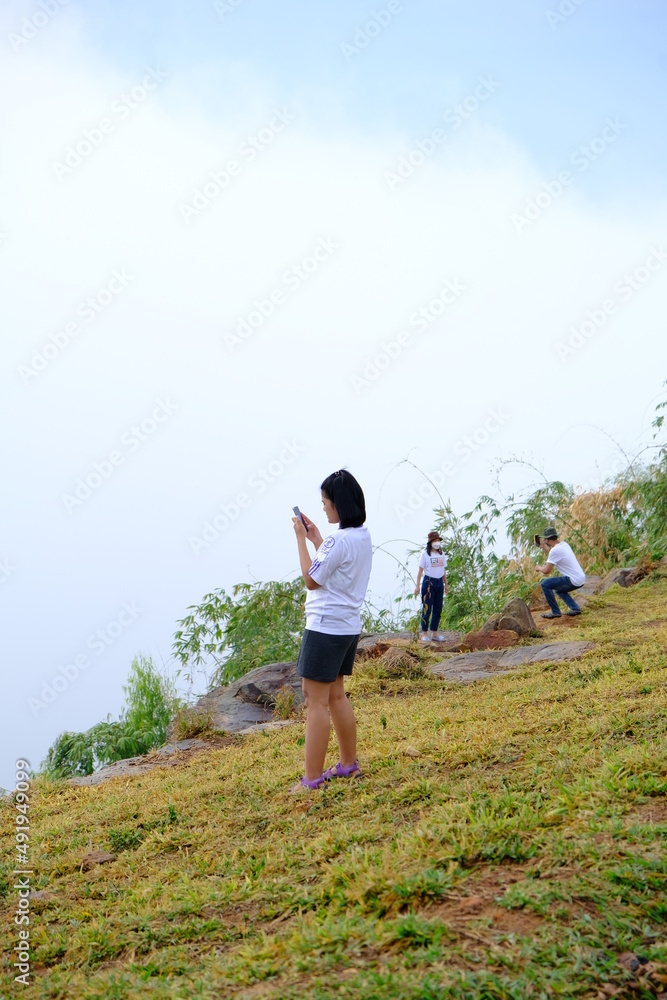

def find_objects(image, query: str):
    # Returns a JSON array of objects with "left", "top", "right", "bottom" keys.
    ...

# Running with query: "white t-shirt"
[
  {"left": 305, "top": 525, "right": 373, "bottom": 634},
  {"left": 546, "top": 541, "right": 585, "bottom": 587},
  {"left": 419, "top": 548, "right": 447, "bottom": 580}
]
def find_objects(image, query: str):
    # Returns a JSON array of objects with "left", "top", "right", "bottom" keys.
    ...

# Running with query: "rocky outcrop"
[
  {"left": 577, "top": 575, "right": 605, "bottom": 596},
  {"left": 428, "top": 640, "right": 594, "bottom": 683},
  {"left": 186, "top": 661, "right": 302, "bottom": 734},
  {"left": 598, "top": 566, "right": 646, "bottom": 593}
]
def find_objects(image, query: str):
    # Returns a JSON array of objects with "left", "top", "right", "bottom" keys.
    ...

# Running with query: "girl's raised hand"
[
  {"left": 292, "top": 515, "right": 307, "bottom": 538},
  {"left": 301, "top": 513, "right": 323, "bottom": 549}
]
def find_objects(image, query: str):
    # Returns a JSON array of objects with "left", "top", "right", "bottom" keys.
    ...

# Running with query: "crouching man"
[{"left": 534, "top": 526, "right": 585, "bottom": 619}]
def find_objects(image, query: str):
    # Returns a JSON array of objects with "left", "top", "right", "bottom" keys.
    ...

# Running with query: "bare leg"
[
  {"left": 301, "top": 678, "right": 331, "bottom": 780},
  {"left": 328, "top": 675, "right": 357, "bottom": 767}
]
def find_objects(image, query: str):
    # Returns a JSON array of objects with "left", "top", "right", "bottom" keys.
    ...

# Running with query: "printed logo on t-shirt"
[
  {"left": 309, "top": 535, "right": 335, "bottom": 576},
  {"left": 430, "top": 554, "right": 445, "bottom": 568}
]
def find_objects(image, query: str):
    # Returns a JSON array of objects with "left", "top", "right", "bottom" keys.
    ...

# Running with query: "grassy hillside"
[{"left": 2, "top": 579, "right": 667, "bottom": 999}]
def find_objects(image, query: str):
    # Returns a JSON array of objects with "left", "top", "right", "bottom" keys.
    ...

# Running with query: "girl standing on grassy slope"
[
  {"left": 414, "top": 530, "right": 449, "bottom": 641},
  {"left": 290, "top": 470, "right": 372, "bottom": 793}
]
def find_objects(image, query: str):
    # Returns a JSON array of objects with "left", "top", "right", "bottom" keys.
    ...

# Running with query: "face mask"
[{"left": 431, "top": 542, "right": 442, "bottom": 551}]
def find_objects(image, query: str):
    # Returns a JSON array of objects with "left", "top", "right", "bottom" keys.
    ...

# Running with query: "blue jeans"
[
  {"left": 541, "top": 575, "right": 582, "bottom": 614},
  {"left": 421, "top": 576, "right": 444, "bottom": 631}
]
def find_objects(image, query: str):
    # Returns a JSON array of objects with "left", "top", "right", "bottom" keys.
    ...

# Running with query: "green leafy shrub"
[
  {"left": 41, "top": 654, "right": 176, "bottom": 779},
  {"left": 120, "top": 652, "right": 175, "bottom": 748},
  {"left": 172, "top": 578, "right": 306, "bottom": 687}
]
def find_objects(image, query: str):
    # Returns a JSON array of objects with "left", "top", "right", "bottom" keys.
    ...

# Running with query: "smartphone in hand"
[{"left": 293, "top": 506, "right": 307, "bottom": 528}]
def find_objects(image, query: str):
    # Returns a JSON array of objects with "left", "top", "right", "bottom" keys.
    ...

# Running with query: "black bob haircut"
[{"left": 320, "top": 469, "right": 366, "bottom": 528}]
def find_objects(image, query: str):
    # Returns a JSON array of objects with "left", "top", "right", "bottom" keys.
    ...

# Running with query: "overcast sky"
[{"left": 1, "top": 0, "right": 666, "bottom": 789}]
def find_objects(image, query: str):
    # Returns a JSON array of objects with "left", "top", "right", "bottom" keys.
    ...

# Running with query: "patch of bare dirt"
[
  {"left": 625, "top": 799, "right": 667, "bottom": 826},
  {"left": 420, "top": 864, "right": 545, "bottom": 940},
  {"left": 422, "top": 863, "right": 608, "bottom": 942},
  {"left": 425, "top": 897, "right": 543, "bottom": 941}
]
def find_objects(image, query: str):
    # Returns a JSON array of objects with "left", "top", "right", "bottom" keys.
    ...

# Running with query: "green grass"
[{"left": 2, "top": 579, "right": 667, "bottom": 998}]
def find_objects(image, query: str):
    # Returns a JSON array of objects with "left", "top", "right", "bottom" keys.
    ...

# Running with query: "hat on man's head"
[
  {"left": 542, "top": 526, "right": 559, "bottom": 540},
  {"left": 427, "top": 530, "right": 443, "bottom": 542}
]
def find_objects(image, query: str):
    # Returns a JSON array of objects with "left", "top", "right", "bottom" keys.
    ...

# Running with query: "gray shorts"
[{"left": 297, "top": 629, "right": 360, "bottom": 683}]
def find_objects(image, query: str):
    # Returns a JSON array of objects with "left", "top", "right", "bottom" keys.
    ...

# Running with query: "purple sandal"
[
  {"left": 289, "top": 774, "right": 326, "bottom": 795},
  {"left": 322, "top": 760, "right": 361, "bottom": 781}
]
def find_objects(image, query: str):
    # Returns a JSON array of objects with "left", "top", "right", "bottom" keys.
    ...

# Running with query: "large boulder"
[
  {"left": 497, "top": 614, "right": 525, "bottom": 635},
  {"left": 497, "top": 598, "right": 536, "bottom": 636},
  {"left": 234, "top": 662, "right": 301, "bottom": 706},
  {"left": 479, "top": 613, "right": 502, "bottom": 634},
  {"left": 167, "top": 661, "right": 303, "bottom": 738},
  {"left": 481, "top": 599, "right": 536, "bottom": 634}
]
